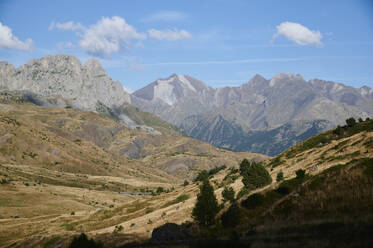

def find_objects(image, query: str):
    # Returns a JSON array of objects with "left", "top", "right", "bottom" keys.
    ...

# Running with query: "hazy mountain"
[{"left": 131, "top": 73, "right": 373, "bottom": 155}]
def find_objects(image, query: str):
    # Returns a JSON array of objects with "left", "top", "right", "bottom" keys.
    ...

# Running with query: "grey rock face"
[
  {"left": 132, "top": 73, "right": 373, "bottom": 155},
  {"left": 131, "top": 74, "right": 216, "bottom": 126},
  {"left": 0, "top": 55, "right": 130, "bottom": 111}
]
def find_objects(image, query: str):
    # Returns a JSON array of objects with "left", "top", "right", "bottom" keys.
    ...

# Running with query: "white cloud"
[
  {"left": 0, "top": 22, "right": 33, "bottom": 51},
  {"left": 148, "top": 28, "right": 191, "bottom": 41},
  {"left": 273, "top": 22, "right": 323, "bottom": 47},
  {"left": 79, "top": 16, "right": 146, "bottom": 57},
  {"left": 143, "top": 11, "right": 187, "bottom": 22},
  {"left": 49, "top": 21, "right": 85, "bottom": 31},
  {"left": 50, "top": 17, "right": 146, "bottom": 57}
]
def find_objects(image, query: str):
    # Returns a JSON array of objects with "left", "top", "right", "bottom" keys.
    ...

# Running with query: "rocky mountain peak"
[
  {"left": 0, "top": 55, "right": 131, "bottom": 110},
  {"left": 84, "top": 58, "right": 106, "bottom": 75}
]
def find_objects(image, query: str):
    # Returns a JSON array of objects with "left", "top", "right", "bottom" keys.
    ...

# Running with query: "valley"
[{"left": 0, "top": 55, "right": 372, "bottom": 247}]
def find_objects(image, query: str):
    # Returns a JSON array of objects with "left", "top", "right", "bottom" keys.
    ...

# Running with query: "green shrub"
[
  {"left": 208, "top": 165, "right": 227, "bottom": 176},
  {"left": 156, "top": 187, "right": 164, "bottom": 194},
  {"left": 295, "top": 169, "right": 306, "bottom": 179},
  {"left": 269, "top": 156, "right": 283, "bottom": 168},
  {"left": 194, "top": 170, "right": 209, "bottom": 182},
  {"left": 183, "top": 180, "right": 189, "bottom": 186},
  {"left": 346, "top": 117, "right": 356, "bottom": 127},
  {"left": 276, "top": 171, "right": 284, "bottom": 182},
  {"left": 236, "top": 187, "right": 250, "bottom": 199},
  {"left": 114, "top": 225, "right": 123, "bottom": 232},
  {"left": 241, "top": 193, "right": 264, "bottom": 209},
  {"left": 240, "top": 160, "right": 272, "bottom": 190},
  {"left": 221, "top": 202, "right": 241, "bottom": 228},
  {"left": 333, "top": 125, "right": 343, "bottom": 136},
  {"left": 222, "top": 186, "right": 235, "bottom": 202},
  {"left": 162, "top": 194, "right": 189, "bottom": 208}
]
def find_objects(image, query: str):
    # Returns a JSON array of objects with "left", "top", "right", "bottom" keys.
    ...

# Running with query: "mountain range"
[
  {"left": 1, "top": 55, "right": 372, "bottom": 155},
  {"left": 132, "top": 73, "right": 373, "bottom": 155}
]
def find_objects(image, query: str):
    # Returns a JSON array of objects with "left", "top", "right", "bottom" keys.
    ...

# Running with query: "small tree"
[
  {"left": 221, "top": 202, "right": 241, "bottom": 228},
  {"left": 194, "top": 170, "right": 209, "bottom": 182},
  {"left": 156, "top": 187, "right": 164, "bottom": 194},
  {"left": 192, "top": 179, "right": 219, "bottom": 226},
  {"left": 222, "top": 186, "right": 235, "bottom": 203},
  {"left": 239, "top": 159, "right": 250, "bottom": 175},
  {"left": 346, "top": 117, "right": 356, "bottom": 128},
  {"left": 240, "top": 160, "right": 272, "bottom": 190},
  {"left": 333, "top": 125, "right": 343, "bottom": 136},
  {"left": 276, "top": 171, "right": 284, "bottom": 182},
  {"left": 183, "top": 180, "right": 189, "bottom": 186},
  {"left": 295, "top": 169, "right": 306, "bottom": 179},
  {"left": 358, "top": 117, "right": 364, "bottom": 123}
]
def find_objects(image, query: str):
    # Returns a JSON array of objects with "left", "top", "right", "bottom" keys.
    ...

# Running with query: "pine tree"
[{"left": 192, "top": 179, "right": 219, "bottom": 226}]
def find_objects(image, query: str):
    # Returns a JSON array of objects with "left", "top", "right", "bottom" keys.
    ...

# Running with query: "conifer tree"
[{"left": 192, "top": 178, "right": 219, "bottom": 226}]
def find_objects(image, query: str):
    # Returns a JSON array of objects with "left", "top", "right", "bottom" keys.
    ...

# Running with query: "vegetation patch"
[
  {"left": 161, "top": 194, "right": 189, "bottom": 209},
  {"left": 240, "top": 159, "right": 272, "bottom": 190},
  {"left": 241, "top": 193, "right": 265, "bottom": 210},
  {"left": 269, "top": 156, "right": 284, "bottom": 168}
]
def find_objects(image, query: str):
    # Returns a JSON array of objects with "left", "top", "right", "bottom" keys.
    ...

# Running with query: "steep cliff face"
[{"left": 0, "top": 55, "right": 130, "bottom": 111}]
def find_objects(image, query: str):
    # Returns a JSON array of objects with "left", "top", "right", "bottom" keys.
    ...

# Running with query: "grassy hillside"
[
  {"left": 1, "top": 94, "right": 371, "bottom": 247},
  {"left": 0, "top": 99, "right": 267, "bottom": 247},
  {"left": 187, "top": 118, "right": 373, "bottom": 247}
]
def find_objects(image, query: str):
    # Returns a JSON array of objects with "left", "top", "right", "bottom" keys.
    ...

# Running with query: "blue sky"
[{"left": 0, "top": 0, "right": 373, "bottom": 91}]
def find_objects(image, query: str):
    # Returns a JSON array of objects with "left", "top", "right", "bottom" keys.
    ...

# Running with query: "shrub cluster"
[
  {"left": 240, "top": 159, "right": 272, "bottom": 190},
  {"left": 222, "top": 186, "right": 235, "bottom": 203},
  {"left": 194, "top": 165, "right": 227, "bottom": 182}
]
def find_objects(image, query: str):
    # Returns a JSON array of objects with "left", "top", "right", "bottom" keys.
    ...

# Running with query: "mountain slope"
[
  {"left": 132, "top": 73, "right": 373, "bottom": 155},
  {"left": 1, "top": 109, "right": 371, "bottom": 247},
  {"left": 0, "top": 56, "right": 183, "bottom": 136}
]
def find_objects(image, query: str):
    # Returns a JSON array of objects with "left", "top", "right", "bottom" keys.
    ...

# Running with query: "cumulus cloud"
[
  {"left": 148, "top": 28, "right": 191, "bottom": 41},
  {"left": 50, "top": 17, "right": 146, "bottom": 57},
  {"left": 79, "top": 16, "right": 146, "bottom": 57},
  {"left": 273, "top": 22, "right": 323, "bottom": 47},
  {"left": 50, "top": 16, "right": 191, "bottom": 56},
  {"left": 143, "top": 11, "right": 187, "bottom": 22},
  {"left": 0, "top": 22, "right": 33, "bottom": 51},
  {"left": 49, "top": 21, "right": 84, "bottom": 31}
]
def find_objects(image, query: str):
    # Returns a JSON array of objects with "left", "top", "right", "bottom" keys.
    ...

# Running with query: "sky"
[{"left": 0, "top": 0, "right": 373, "bottom": 91}]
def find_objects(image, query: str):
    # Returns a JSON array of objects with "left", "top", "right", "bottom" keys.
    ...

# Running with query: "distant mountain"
[
  {"left": 131, "top": 73, "right": 373, "bottom": 155},
  {"left": 0, "top": 55, "right": 182, "bottom": 135}
]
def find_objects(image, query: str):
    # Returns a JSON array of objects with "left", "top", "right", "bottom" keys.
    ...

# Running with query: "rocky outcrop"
[{"left": 0, "top": 55, "right": 130, "bottom": 111}]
